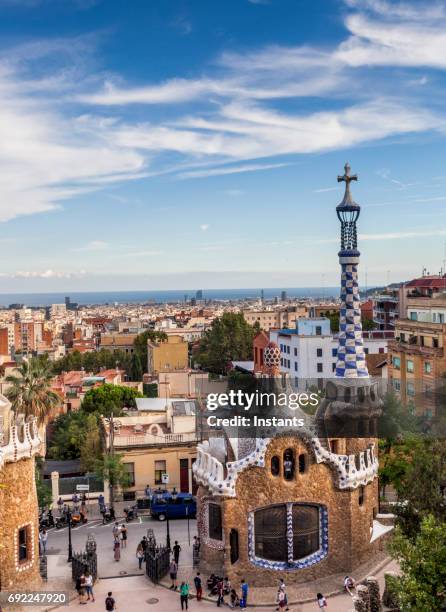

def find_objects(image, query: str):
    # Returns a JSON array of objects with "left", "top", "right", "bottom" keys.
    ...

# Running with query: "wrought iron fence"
[
  {"left": 59, "top": 476, "right": 104, "bottom": 495},
  {"left": 72, "top": 535, "right": 98, "bottom": 583},
  {"left": 145, "top": 545, "right": 170, "bottom": 583}
]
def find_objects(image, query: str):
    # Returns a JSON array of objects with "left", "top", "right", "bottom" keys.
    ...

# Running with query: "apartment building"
[
  {"left": 147, "top": 334, "right": 189, "bottom": 375},
  {"left": 243, "top": 306, "right": 307, "bottom": 331}
]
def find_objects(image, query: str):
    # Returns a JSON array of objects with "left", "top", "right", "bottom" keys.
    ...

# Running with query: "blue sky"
[{"left": 1, "top": 0, "right": 446, "bottom": 291}]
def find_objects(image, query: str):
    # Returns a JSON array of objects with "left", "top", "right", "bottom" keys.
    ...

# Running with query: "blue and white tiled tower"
[{"left": 335, "top": 163, "right": 369, "bottom": 378}]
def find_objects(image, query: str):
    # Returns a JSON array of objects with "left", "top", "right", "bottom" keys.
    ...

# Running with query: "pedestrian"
[
  {"left": 98, "top": 493, "right": 105, "bottom": 511},
  {"left": 39, "top": 529, "right": 48, "bottom": 555},
  {"left": 120, "top": 524, "right": 127, "bottom": 548},
  {"left": 229, "top": 589, "right": 239, "bottom": 609},
  {"left": 84, "top": 570, "right": 95, "bottom": 602},
  {"left": 113, "top": 539, "right": 121, "bottom": 562},
  {"left": 180, "top": 582, "right": 189, "bottom": 610},
  {"left": 78, "top": 572, "right": 87, "bottom": 605},
  {"left": 169, "top": 558, "right": 178, "bottom": 590},
  {"left": 276, "top": 578, "right": 289, "bottom": 612},
  {"left": 112, "top": 522, "right": 120, "bottom": 541},
  {"left": 283, "top": 454, "right": 293, "bottom": 480},
  {"left": 140, "top": 536, "right": 148, "bottom": 553},
  {"left": 136, "top": 543, "right": 144, "bottom": 570},
  {"left": 240, "top": 579, "right": 248, "bottom": 609},
  {"left": 57, "top": 496, "right": 63, "bottom": 513},
  {"left": 72, "top": 493, "right": 79, "bottom": 509},
  {"left": 216, "top": 576, "right": 224, "bottom": 607},
  {"left": 223, "top": 577, "right": 231, "bottom": 595},
  {"left": 194, "top": 572, "right": 202, "bottom": 601},
  {"left": 75, "top": 574, "right": 85, "bottom": 605},
  {"left": 344, "top": 576, "right": 356, "bottom": 596},
  {"left": 173, "top": 540, "right": 181, "bottom": 564},
  {"left": 317, "top": 592, "right": 327, "bottom": 608},
  {"left": 81, "top": 494, "right": 87, "bottom": 516},
  {"left": 105, "top": 591, "right": 116, "bottom": 611},
  {"left": 145, "top": 484, "right": 152, "bottom": 498}
]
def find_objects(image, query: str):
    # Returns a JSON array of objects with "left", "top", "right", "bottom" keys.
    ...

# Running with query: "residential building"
[
  {"left": 102, "top": 399, "right": 198, "bottom": 497},
  {"left": 372, "top": 291, "right": 398, "bottom": 330},
  {"left": 388, "top": 293, "right": 446, "bottom": 415},
  {"left": 270, "top": 318, "right": 389, "bottom": 387},
  {"left": 99, "top": 333, "right": 137, "bottom": 354},
  {"left": 147, "top": 334, "right": 189, "bottom": 375},
  {"left": 243, "top": 306, "right": 306, "bottom": 331}
]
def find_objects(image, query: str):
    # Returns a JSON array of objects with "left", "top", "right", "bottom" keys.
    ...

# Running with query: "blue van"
[{"left": 150, "top": 493, "right": 196, "bottom": 521}]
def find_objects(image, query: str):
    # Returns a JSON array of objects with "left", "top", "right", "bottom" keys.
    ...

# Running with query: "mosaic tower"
[{"left": 335, "top": 163, "right": 369, "bottom": 378}]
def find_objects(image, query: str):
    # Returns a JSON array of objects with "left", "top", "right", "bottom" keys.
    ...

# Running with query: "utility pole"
[{"left": 109, "top": 411, "right": 115, "bottom": 509}]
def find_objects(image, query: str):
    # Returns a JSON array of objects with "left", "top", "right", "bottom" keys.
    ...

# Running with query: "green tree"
[
  {"left": 389, "top": 515, "right": 446, "bottom": 611},
  {"left": 81, "top": 384, "right": 142, "bottom": 417},
  {"left": 130, "top": 352, "right": 143, "bottom": 382},
  {"left": 80, "top": 414, "right": 102, "bottom": 473},
  {"left": 5, "top": 357, "right": 60, "bottom": 424},
  {"left": 133, "top": 330, "right": 168, "bottom": 373},
  {"left": 196, "top": 312, "right": 256, "bottom": 374},
  {"left": 35, "top": 458, "right": 52, "bottom": 509},
  {"left": 47, "top": 411, "right": 88, "bottom": 460},
  {"left": 95, "top": 453, "right": 130, "bottom": 506},
  {"left": 362, "top": 318, "right": 376, "bottom": 331}
]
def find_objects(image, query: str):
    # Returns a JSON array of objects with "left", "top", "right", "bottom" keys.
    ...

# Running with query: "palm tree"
[{"left": 5, "top": 357, "right": 60, "bottom": 424}]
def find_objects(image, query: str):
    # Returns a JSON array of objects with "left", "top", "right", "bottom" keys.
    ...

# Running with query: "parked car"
[{"left": 150, "top": 493, "right": 196, "bottom": 521}]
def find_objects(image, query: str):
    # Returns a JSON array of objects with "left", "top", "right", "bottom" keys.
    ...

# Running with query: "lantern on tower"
[{"left": 336, "top": 163, "right": 360, "bottom": 256}]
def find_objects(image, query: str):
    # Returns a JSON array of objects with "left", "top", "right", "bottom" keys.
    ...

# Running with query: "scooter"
[
  {"left": 55, "top": 514, "right": 69, "bottom": 529},
  {"left": 101, "top": 507, "right": 116, "bottom": 524},
  {"left": 71, "top": 510, "right": 88, "bottom": 527},
  {"left": 39, "top": 509, "right": 55, "bottom": 530},
  {"left": 123, "top": 505, "right": 138, "bottom": 522}
]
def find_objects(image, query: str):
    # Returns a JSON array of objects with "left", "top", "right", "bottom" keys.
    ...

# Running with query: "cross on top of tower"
[{"left": 337, "top": 162, "right": 358, "bottom": 208}]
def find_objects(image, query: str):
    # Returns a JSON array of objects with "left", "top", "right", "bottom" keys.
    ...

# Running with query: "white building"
[{"left": 270, "top": 318, "right": 388, "bottom": 387}]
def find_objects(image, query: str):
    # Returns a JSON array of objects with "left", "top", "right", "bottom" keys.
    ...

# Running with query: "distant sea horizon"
[{"left": 0, "top": 287, "right": 342, "bottom": 307}]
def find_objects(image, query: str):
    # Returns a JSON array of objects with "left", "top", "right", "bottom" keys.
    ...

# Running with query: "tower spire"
[{"left": 334, "top": 163, "right": 368, "bottom": 378}]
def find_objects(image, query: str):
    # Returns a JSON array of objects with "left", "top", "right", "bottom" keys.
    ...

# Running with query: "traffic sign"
[{"left": 161, "top": 473, "right": 169, "bottom": 484}]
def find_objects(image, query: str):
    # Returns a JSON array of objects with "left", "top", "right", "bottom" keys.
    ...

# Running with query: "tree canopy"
[
  {"left": 81, "top": 384, "right": 142, "bottom": 417},
  {"left": 5, "top": 357, "right": 61, "bottom": 424},
  {"left": 133, "top": 329, "right": 168, "bottom": 373},
  {"left": 195, "top": 312, "right": 256, "bottom": 374}
]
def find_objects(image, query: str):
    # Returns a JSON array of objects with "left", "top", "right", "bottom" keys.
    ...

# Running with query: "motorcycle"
[
  {"left": 39, "top": 509, "right": 55, "bottom": 530},
  {"left": 55, "top": 514, "right": 69, "bottom": 529},
  {"left": 123, "top": 505, "right": 138, "bottom": 522},
  {"left": 71, "top": 510, "right": 88, "bottom": 527},
  {"left": 101, "top": 506, "right": 116, "bottom": 524}
]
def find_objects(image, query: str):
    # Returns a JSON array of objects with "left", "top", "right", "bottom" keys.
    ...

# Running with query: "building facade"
[
  {"left": 147, "top": 335, "right": 189, "bottom": 375},
  {"left": 0, "top": 396, "right": 42, "bottom": 590},
  {"left": 193, "top": 164, "right": 389, "bottom": 586}
]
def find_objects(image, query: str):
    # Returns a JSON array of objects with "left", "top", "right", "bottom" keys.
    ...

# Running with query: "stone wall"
[
  {"left": 200, "top": 435, "right": 381, "bottom": 586},
  {"left": 0, "top": 456, "right": 42, "bottom": 590}
]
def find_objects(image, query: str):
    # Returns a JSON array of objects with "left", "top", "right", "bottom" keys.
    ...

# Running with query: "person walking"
[
  {"left": 173, "top": 540, "right": 181, "bottom": 565},
  {"left": 317, "top": 592, "right": 327, "bottom": 608},
  {"left": 98, "top": 493, "right": 105, "bottom": 511},
  {"left": 180, "top": 582, "right": 190, "bottom": 610},
  {"left": 216, "top": 576, "right": 224, "bottom": 607},
  {"left": 140, "top": 536, "right": 148, "bottom": 554},
  {"left": 120, "top": 524, "right": 128, "bottom": 548},
  {"left": 39, "top": 529, "right": 48, "bottom": 555},
  {"left": 105, "top": 592, "right": 116, "bottom": 611},
  {"left": 194, "top": 572, "right": 202, "bottom": 601},
  {"left": 84, "top": 570, "right": 95, "bottom": 602},
  {"left": 112, "top": 522, "right": 120, "bottom": 541},
  {"left": 229, "top": 589, "right": 239, "bottom": 609},
  {"left": 276, "top": 578, "right": 289, "bottom": 612},
  {"left": 136, "top": 544, "right": 144, "bottom": 570},
  {"left": 277, "top": 590, "right": 287, "bottom": 610},
  {"left": 113, "top": 539, "right": 121, "bottom": 562},
  {"left": 78, "top": 572, "right": 87, "bottom": 605},
  {"left": 240, "top": 579, "right": 248, "bottom": 609},
  {"left": 169, "top": 558, "right": 178, "bottom": 590}
]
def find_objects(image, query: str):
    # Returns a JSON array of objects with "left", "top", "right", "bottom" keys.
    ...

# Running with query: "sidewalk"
[{"left": 49, "top": 559, "right": 399, "bottom": 612}]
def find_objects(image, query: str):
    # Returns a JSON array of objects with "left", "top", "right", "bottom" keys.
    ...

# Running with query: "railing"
[
  {"left": 113, "top": 432, "right": 198, "bottom": 447},
  {"left": 145, "top": 545, "right": 170, "bottom": 584}
]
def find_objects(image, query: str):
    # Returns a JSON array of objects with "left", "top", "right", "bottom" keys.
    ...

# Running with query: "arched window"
[
  {"left": 253, "top": 503, "right": 321, "bottom": 563},
  {"left": 358, "top": 486, "right": 365, "bottom": 506},
  {"left": 298, "top": 453, "right": 307, "bottom": 473},
  {"left": 283, "top": 449, "right": 295, "bottom": 480},
  {"left": 344, "top": 387, "right": 351, "bottom": 403},
  {"left": 271, "top": 455, "right": 280, "bottom": 476}
]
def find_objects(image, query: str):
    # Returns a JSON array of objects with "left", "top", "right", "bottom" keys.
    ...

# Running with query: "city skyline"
[{"left": 1, "top": 0, "right": 446, "bottom": 290}]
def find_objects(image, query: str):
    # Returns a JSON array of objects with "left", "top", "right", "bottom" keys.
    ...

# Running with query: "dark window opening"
[
  {"left": 230, "top": 529, "right": 239, "bottom": 564},
  {"left": 271, "top": 455, "right": 280, "bottom": 476},
  {"left": 298, "top": 453, "right": 307, "bottom": 473},
  {"left": 359, "top": 486, "right": 365, "bottom": 506},
  {"left": 292, "top": 504, "right": 319, "bottom": 560},
  {"left": 329, "top": 439, "right": 339, "bottom": 454},
  {"left": 208, "top": 503, "right": 223, "bottom": 541},
  {"left": 18, "top": 526, "right": 30, "bottom": 563},
  {"left": 316, "top": 348, "right": 323, "bottom": 357}
]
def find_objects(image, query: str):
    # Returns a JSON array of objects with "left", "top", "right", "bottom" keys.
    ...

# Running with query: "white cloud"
[
  {"left": 12, "top": 269, "right": 86, "bottom": 278},
  {"left": 179, "top": 162, "right": 292, "bottom": 179},
  {"left": 199, "top": 224, "right": 209, "bottom": 231}
]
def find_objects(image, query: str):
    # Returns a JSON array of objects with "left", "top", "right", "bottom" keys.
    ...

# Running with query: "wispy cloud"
[
  {"left": 73, "top": 240, "right": 109, "bottom": 252},
  {"left": 178, "top": 162, "right": 292, "bottom": 179},
  {"left": 199, "top": 224, "right": 209, "bottom": 231}
]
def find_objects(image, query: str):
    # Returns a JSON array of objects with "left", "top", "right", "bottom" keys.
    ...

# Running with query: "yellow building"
[
  {"left": 147, "top": 334, "right": 189, "bottom": 375},
  {"left": 102, "top": 399, "right": 198, "bottom": 498},
  {"left": 243, "top": 306, "right": 307, "bottom": 331}
]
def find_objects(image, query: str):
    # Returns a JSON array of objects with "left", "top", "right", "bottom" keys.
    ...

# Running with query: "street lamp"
[
  {"left": 67, "top": 508, "right": 73, "bottom": 563},
  {"left": 165, "top": 507, "right": 171, "bottom": 551}
]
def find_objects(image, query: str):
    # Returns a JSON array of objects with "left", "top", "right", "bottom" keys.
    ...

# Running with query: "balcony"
[
  {"left": 388, "top": 339, "right": 443, "bottom": 358},
  {"left": 110, "top": 431, "right": 198, "bottom": 448}
]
